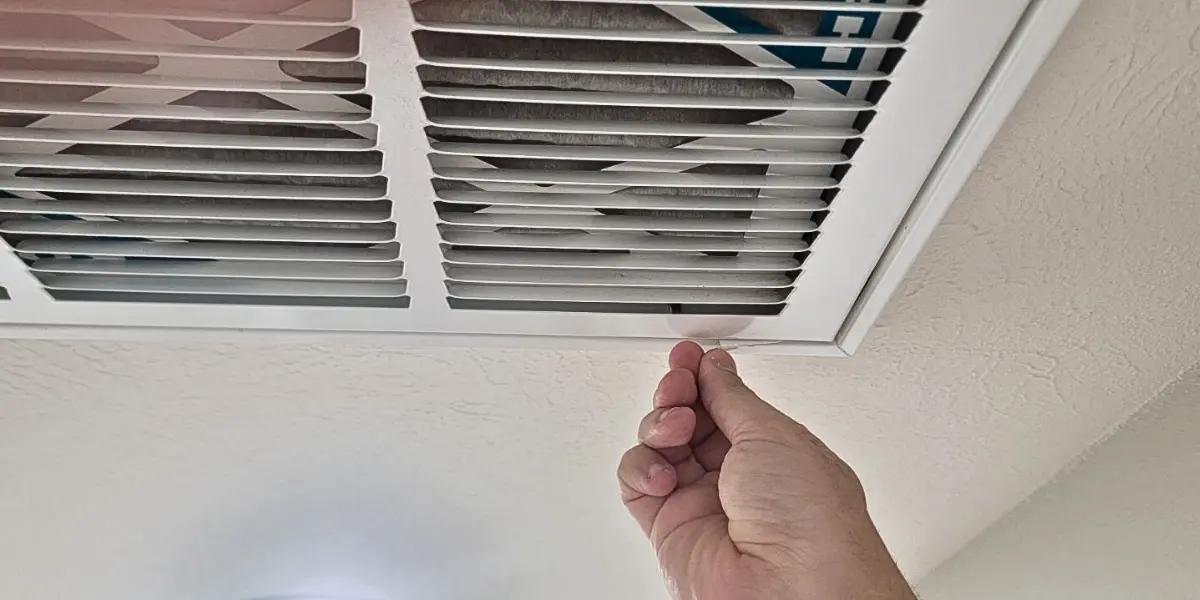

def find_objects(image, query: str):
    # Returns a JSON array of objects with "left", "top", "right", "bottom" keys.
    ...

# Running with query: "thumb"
[{"left": 697, "top": 349, "right": 791, "bottom": 442}]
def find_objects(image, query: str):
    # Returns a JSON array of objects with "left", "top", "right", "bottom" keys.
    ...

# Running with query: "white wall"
[{"left": 919, "top": 366, "right": 1200, "bottom": 599}]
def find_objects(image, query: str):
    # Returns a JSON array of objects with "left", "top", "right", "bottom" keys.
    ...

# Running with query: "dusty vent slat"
[
  {"left": 0, "top": 0, "right": 354, "bottom": 25},
  {"left": 41, "top": 275, "right": 409, "bottom": 298},
  {"left": 440, "top": 213, "right": 819, "bottom": 233},
  {"left": 429, "top": 143, "right": 848, "bottom": 165},
  {"left": 414, "top": 22, "right": 902, "bottom": 48},
  {"left": 17, "top": 240, "right": 402, "bottom": 263},
  {"left": 31, "top": 259, "right": 406, "bottom": 282},
  {"left": 441, "top": 231, "right": 809, "bottom": 253},
  {"left": 445, "top": 266, "right": 793, "bottom": 288},
  {"left": 447, "top": 283, "right": 790, "bottom": 305},
  {"left": 443, "top": 250, "right": 803, "bottom": 272},
  {"left": 542, "top": 0, "right": 921, "bottom": 13},
  {"left": 435, "top": 191, "right": 828, "bottom": 212},
  {"left": 0, "top": 178, "right": 388, "bottom": 201},
  {"left": 0, "top": 154, "right": 382, "bottom": 177},
  {"left": 2, "top": 221, "right": 395, "bottom": 244},
  {"left": 0, "top": 69, "right": 366, "bottom": 94},
  {"left": 422, "top": 87, "right": 871, "bottom": 111},
  {"left": 0, "top": 101, "right": 370, "bottom": 124},
  {"left": 0, "top": 127, "right": 376, "bottom": 151},
  {"left": 426, "top": 117, "right": 857, "bottom": 138},
  {"left": 0, "top": 38, "right": 359, "bottom": 62},
  {"left": 420, "top": 57, "right": 887, "bottom": 80},
  {"left": 1, "top": 199, "right": 392, "bottom": 223},
  {"left": 432, "top": 168, "right": 837, "bottom": 188}
]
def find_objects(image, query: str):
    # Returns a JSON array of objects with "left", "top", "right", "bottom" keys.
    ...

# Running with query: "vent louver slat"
[
  {"left": 544, "top": 0, "right": 920, "bottom": 12},
  {"left": 2, "top": 221, "right": 396, "bottom": 244},
  {"left": 433, "top": 168, "right": 837, "bottom": 188},
  {"left": 40, "top": 275, "right": 408, "bottom": 298},
  {"left": 440, "top": 231, "right": 810, "bottom": 253},
  {"left": 423, "top": 86, "right": 872, "bottom": 111},
  {"left": 435, "top": 191, "right": 828, "bottom": 212},
  {"left": 442, "top": 249, "right": 803, "bottom": 271},
  {"left": 421, "top": 57, "right": 886, "bottom": 80},
  {"left": 0, "top": 101, "right": 371, "bottom": 124},
  {"left": 0, "top": 70, "right": 366, "bottom": 94},
  {"left": 425, "top": 117, "right": 859, "bottom": 139},
  {"left": 413, "top": 0, "right": 916, "bottom": 315},
  {"left": 0, "top": 127, "right": 377, "bottom": 151},
  {"left": 0, "top": 39, "right": 359, "bottom": 62},
  {"left": 430, "top": 142, "right": 848, "bottom": 165},
  {"left": 440, "top": 213, "right": 818, "bottom": 233},
  {"left": 16, "top": 240, "right": 402, "bottom": 263},
  {"left": 0, "top": 153, "right": 383, "bottom": 177},
  {"left": 0, "top": 0, "right": 354, "bottom": 25},
  {"left": 30, "top": 259, "right": 406, "bottom": 281},
  {"left": 414, "top": 22, "right": 902, "bottom": 47},
  {"left": 1, "top": 199, "right": 392, "bottom": 223},
  {"left": 447, "top": 283, "right": 791, "bottom": 305},
  {"left": 0, "top": 178, "right": 388, "bottom": 200},
  {"left": 0, "top": 0, "right": 408, "bottom": 307},
  {"left": 445, "top": 266, "right": 794, "bottom": 288}
]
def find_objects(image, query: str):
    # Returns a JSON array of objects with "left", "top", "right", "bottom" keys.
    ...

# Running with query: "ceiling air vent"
[{"left": 0, "top": 0, "right": 1079, "bottom": 354}]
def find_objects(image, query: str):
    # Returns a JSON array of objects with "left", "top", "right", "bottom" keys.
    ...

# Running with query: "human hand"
[{"left": 618, "top": 342, "right": 915, "bottom": 600}]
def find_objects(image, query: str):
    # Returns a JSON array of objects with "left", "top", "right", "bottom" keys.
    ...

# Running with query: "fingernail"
[
  {"left": 648, "top": 408, "right": 678, "bottom": 438},
  {"left": 647, "top": 463, "right": 670, "bottom": 482},
  {"left": 708, "top": 349, "right": 737, "bottom": 374},
  {"left": 657, "top": 407, "right": 679, "bottom": 424}
]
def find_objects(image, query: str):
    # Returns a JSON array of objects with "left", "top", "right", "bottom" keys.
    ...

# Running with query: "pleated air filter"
[{"left": 0, "top": 0, "right": 1079, "bottom": 354}]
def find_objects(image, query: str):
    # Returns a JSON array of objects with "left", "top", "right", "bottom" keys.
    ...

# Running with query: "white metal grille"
[
  {"left": 0, "top": 0, "right": 1066, "bottom": 353},
  {"left": 0, "top": 0, "right": 409, "bottom": 307},
  {"left": 411, "top": 0, "right": 918, "bottom": 315}
]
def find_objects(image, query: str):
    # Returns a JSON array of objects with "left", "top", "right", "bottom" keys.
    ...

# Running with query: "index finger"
[
  {"left": 654, "top": 368, "right": 698, "bottom": 409},
  {"left": 668, "top": 341, "right": 704, "bottom": 374}
]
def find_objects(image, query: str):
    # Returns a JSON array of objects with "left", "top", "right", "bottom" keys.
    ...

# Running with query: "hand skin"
[{"left": 618, "top": 342, "right": 916, "bottom": 600}]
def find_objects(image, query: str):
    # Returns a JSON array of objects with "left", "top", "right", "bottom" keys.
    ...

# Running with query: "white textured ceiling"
[{"left": 2, "top": 1, "right": 1199, "bottom": 598}]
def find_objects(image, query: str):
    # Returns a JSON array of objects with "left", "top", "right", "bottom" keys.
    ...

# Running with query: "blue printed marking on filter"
[{"left": 699, "top": 3, "right": 884, "bottom": 95}]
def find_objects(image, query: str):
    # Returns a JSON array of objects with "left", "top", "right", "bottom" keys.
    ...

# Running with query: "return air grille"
[
  {"left": 0, "top": 0, "right": 1070, "bottom": 352},
  {"left": 0, "top": 0, "right": 409, "bottom": 307},
  {"left": 411, "top": 0, "right": 918, "bottom": 315}
]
